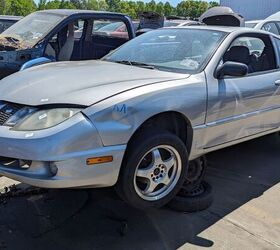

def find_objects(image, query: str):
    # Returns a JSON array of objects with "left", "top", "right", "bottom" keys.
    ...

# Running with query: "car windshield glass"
[
  {"left": 1, "top": 12, "right": 65, "bottom": 49},
  {"left": 104, "top": 28, "right": 226, "bottom": 73},
  {"left": 245, "top": 22, "right": 258, "bottom": 28}
]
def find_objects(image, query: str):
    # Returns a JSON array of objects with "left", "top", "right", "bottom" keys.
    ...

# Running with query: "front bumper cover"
[{"left": 0, "top": 113, "right": 126, "bottom": 188}]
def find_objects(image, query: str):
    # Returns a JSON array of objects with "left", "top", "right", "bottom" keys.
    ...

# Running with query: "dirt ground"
[{"left": 0, "top": 133, "right": 279, "bottom": 250}]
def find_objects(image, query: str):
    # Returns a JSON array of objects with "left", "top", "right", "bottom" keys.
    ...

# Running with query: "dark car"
[
  {"left": 0, "top": 10, "right": 136, "bottom": 79},
  {"left": 0, "top": 15, "right": 22, "bottom": 33}
]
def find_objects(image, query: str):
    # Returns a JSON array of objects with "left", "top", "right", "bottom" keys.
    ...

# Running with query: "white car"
[
  {"left": 245, "top": 20, "right": 280, "bottom": 35},
  {"left": 245, "top": 12, "right": 280, "bottom": 36}
]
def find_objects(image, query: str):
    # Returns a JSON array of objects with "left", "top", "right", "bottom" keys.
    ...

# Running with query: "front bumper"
[{"left": 0, "top": 113, "right": 126, "bottom": 188}]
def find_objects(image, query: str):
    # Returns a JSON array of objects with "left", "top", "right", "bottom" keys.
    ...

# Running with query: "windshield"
[
  {"left": 1, "top": 12, "right": 65, "bottom": 49},
  {"left": 104, "top": 28, "right": 226, "bottom": 73},
  {"left": 245, "top": 22, "right": 258, "bottom": 28}
]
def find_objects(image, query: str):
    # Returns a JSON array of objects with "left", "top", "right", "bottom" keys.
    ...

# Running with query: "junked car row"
[{"left": 0, "top": 7, "right": 280, "bottom": 210}]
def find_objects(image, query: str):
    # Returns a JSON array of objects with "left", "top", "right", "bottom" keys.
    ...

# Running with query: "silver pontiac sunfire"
[{"left": 0, "top": 26, "right": 280, "bottom": 209}]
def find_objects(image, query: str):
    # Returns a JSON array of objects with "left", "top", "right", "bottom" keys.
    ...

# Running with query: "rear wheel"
[{"left": 116, "top": 130, "right": 188, "bottom": 210}]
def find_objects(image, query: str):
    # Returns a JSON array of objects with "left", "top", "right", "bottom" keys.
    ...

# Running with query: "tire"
[
  {"left": 167, "top": 181, "right": 213, "bottom": 213},
  {"left": 116, "top": 130, "right": 189, "bottom": 210},
  {"left": 184, "top": 156, "right": 207, "bottom": 192}
]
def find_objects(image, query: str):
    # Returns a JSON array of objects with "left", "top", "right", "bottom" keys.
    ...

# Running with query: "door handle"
[{"left": 275, "top": 80, "right": 280, "bottom": 86}]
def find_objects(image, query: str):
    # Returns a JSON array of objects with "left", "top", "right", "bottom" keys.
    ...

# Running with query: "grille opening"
[{"left": 0, "top": 102, "right": 23, "bottom": 126}]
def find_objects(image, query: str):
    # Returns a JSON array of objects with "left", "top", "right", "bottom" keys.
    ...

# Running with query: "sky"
[{"left": 34, "top": 0, "right": 220, "bottom": 7}]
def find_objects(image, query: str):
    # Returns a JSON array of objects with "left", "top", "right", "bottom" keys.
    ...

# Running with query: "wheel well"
[{"left": 129, "top": 111, "right": 193, "bottom": 153}]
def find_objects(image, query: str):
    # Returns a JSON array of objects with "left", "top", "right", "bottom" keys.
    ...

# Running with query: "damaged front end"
[{"left": 0, "top": 41, "right": 43, "bottom": 79}]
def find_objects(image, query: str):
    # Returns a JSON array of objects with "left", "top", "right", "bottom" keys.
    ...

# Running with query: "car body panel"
[
  {"left": 0, "top": 60, "right": 187, "bottom": 106},
  {"left": 83, "top": 72, "right": 207, "bottom": 147}
]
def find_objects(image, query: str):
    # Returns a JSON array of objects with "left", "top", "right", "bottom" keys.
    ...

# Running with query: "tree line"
[{"left": 0, "top": 0, "right": 219, "bottom": 19}]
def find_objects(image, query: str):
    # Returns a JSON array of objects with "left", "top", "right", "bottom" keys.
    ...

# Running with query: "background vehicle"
[
  {"left": 0, "top": 10, "right": 136, "bottom": 79},
  {"left": 245, "top": 12, "right": 280, "bottom": 36},
  {"left": 0, "top": 15, "right": 22, "bottom": 33},
  {"left": 199, "top": 6, "right": 245, "bottom": 26},
  {"left": 164, "top": 16, "right": 202, "bottom": 27}
]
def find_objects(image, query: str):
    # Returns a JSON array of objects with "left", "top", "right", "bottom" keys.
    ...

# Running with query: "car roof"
[
  {"left": 0, "top": 15, "right": 22, "bottom": 21},
  {"left": 246, "top": 20, "right": 262, "bottom": 23},
  {"left": 165, "top": 25, "right": 279, "bottom": 36},
  {"left": 37, "top": 9, "right": 126, "bottom": 17}
]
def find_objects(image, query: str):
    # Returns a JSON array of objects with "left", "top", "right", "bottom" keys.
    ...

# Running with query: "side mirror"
[{"left": 216, "top": 61, "right": 248, "bottom": 79}]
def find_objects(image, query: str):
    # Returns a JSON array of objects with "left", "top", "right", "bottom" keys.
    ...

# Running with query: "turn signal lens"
[{"left": 86, "top": 156, "right": 113, "bottom": 165}]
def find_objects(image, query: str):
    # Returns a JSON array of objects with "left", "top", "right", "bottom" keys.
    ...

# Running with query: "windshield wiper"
[{"left": 114, "top": 60, "right": 155, "bottom": 69}]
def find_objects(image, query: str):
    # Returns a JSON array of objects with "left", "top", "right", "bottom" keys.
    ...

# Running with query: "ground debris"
[{"left": 0, "top": 185, "right": 48, "bottom": 205}]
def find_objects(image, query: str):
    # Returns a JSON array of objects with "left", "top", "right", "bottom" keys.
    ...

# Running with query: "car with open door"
[
  {"left": 0, "top": 9, "right": 136, "bottom": 79},
  {"left": 0, "top": 26, "right": 280, "bottom": 210}
]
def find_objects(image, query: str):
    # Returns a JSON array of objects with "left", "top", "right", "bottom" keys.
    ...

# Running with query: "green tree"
[
  {"left": 60, "top": 0, "right": 76, "bottom": 8},
  {"left": 37, "top": 0, "right": 46, "bottom": 10},
  {"left": 45, "top": 0, "right": 61, "bottom": 9},
  {"left": 86, "top": 0, "right": 99, "bottom": 10},
  {"left": 106, "top": 0, "right": 121, "bottom": 12},
  {"left": 164, "top": 2, "right": 173, "bottom": 17},
  {"left": 155, "top": 1, "right": 164, "bottom": 16},
  {"left": 0, "top": 0, "right": 11, "bottom": 14},
  {"left": 135, "top": 1, "right": 145, "bottom": 14},
  {"left": 70, "top": 0, "right": 86, "bottom": 9},
  {"left": 176, "top": 0, "right": 190, "bottom": 17},
  {"left": 145, "top": 0, "right": 156, "bottom": 12},
  {"left": 98, "top": 0, "right": 108, "bottom": 10},
  {"left": 8, "top": 0, "right": 36, "bottom": 16},
  {"left": 209, "top": 1, "right": 219, "bottom": 8}
]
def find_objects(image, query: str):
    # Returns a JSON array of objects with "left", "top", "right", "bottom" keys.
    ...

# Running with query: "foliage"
[{"left": 0, "top": 0, "right": 220, "bottom": 19}]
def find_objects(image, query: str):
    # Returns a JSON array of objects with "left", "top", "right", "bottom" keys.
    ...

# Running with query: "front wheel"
[{"left": 116, "top": 130, "right": 189, "bottom": 210}]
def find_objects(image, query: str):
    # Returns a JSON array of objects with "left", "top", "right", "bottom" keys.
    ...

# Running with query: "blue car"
[{"left": 0, "top": 9, "right": 136, "bottom": 79}]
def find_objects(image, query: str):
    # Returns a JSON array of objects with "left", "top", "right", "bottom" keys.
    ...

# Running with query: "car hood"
[{"left": 0, "top": 60, "right": 188, "bottom": 106}]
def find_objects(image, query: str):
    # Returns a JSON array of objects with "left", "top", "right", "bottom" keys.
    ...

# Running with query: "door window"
[
  {"left": 223, "top": 35, "right": 276, "bottom": 73},
  {"left": 92, "top": 20, "right": 129, "bottom": 39}
]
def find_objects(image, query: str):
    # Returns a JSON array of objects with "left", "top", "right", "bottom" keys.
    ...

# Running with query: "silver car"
[{"left": 0, "top": 26, "right": 280, "bottom": 209}]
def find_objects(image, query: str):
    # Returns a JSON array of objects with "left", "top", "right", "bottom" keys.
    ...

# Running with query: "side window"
[
  {"left": 223, "top": 36, "right": 276, "bottom": 73},
  {"left": 92, "top": 20, "right": 129, "bottom": 39},
  {"left": 262, "top": 22, "right": 280, "bottom": 35}
]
